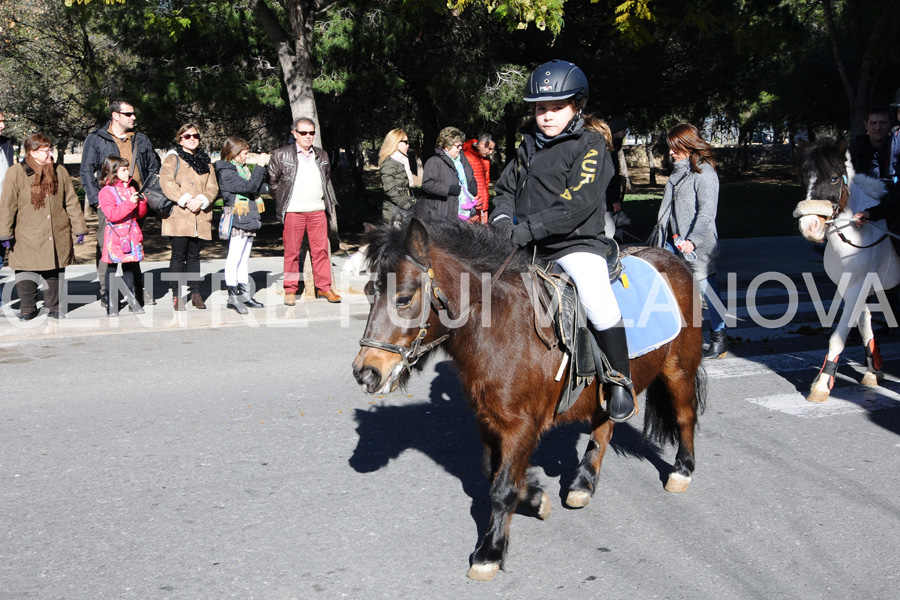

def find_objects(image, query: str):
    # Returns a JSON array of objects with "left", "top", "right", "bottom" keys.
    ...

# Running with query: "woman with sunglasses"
[
  {"left": 0, "top": 133, "right": 87, "bottom": 320},
  {"left": 377, "top": 129, "right": 416, "bottom": 224},
  {"left": 159, "top": 123, "right": 218, "bottom": 310},
  {"left": 414, "top": 126, "right": 478, "bottom": 223}
]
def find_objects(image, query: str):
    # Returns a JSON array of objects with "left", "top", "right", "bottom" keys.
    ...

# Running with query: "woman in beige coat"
[
  {"left": 0, "top": 133, "right": 87, "bottom": 320},
  {"left": 160, "top": 123, "right": 218, "bottom": 310}
]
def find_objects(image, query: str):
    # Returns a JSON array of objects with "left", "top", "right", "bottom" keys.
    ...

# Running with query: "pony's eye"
[
  {"left": 830, "top": 176, "right": 839, "bottom": 184},
  {"left": 396, "top": 296, "right": 413, "bottom": 308}
]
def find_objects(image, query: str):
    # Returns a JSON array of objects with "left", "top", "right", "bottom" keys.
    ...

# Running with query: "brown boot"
[
  {"left": 191, "top": 292, "right": 207, "bottom": 309},
  {"left": 284, "top": 293, "right": 296, "bottom": 306},
  {"left": 315, "top": 289, "right": 342, "bottom": 303},
  {"left": 173, "top": 295, "right": 186, "bottom": 312}
]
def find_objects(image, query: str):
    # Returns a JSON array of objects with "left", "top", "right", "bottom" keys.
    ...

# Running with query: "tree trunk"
[
  {"left": 245, "top": 0, "right": 321, "bottom": 146},
  {"left": 822, "top": 0, "right": 900, "bottom": 137},
  {"left": 645, "top": 135, "right": 658, "bottom": 186}
]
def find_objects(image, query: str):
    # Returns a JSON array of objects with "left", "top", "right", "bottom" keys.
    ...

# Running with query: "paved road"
[{"left": 1, "top": 238, "right": 899, "bottom": 599}]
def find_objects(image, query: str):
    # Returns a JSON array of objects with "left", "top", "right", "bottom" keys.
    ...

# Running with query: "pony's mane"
[{"left": 365, "top": 220, "right": 533, "bottom": 278}]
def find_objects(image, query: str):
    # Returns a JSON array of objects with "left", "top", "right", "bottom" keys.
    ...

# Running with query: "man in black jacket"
[{"left": 80, "top": 99, "right": 160, "bottom": 306}]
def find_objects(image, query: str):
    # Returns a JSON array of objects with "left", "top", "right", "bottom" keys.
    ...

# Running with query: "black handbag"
[{"left": 140, "top": 158, "right": 180, "bottom": 219}]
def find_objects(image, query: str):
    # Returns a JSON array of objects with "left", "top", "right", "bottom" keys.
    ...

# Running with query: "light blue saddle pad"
[{"left": 612, "top": 255, "right": 683, "bottom": 359}]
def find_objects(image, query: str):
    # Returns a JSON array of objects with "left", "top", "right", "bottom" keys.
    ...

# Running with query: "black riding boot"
[
  {"left": 239, "top": 283, "right": 264, "bottom": 308},
  {"left": 592, "top": 319, "right": 638, "bottom": 422},
  {"left": 227, "top": 286, "right": 248, "bottom": 315},
  {"left": 703, "top": 329, "right": 728, "bottom": 359}
]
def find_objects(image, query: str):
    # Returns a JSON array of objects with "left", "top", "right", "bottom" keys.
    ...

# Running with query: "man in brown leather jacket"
[{"left": 267, "top": 117, "right": 340, "bottom": 305}]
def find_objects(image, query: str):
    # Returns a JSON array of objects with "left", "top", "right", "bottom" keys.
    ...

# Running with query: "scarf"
[
  {"left": 176, "top": 147, "right": 211, "bottom": 175},
  {"left": 448, "top": 151, "right": 476, "bottom": 220},
  {"left": 390, "top": 150, "right": 414, "bottom": 186},
  {"left": 24, "top": 156, "right": 57, "bottom": 210},
  {"left": 231, "top": 161, "right": 265, "bottom": 216}
]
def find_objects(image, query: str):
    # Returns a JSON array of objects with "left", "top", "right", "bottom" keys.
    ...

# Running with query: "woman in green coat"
[{"left": 378, "top": 128, "right": 416, "bottom": 223}]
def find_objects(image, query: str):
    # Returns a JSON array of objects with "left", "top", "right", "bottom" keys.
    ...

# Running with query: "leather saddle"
[{"left": 528, "top": 239, "right": 629, "bottom": 414}]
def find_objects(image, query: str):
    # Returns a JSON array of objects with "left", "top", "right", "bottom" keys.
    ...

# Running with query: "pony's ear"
[
  {"left": 363, "top": 222, "right": 378, "bottom": 235},
  {"left": 405, "top": 218, "right": 430, "bottom": 265},
  {"left": 837, "top": 137, "right": 848, "bottom": 155}
]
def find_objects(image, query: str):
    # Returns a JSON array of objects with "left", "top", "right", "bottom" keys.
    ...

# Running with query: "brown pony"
[{"left": 352, "top": 219, "right": 705, "bottom": 581}]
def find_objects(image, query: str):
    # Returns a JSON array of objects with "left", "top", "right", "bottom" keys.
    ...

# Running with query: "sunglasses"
[
  {"left": 400, "top": 139, "right": 409, "bottom": 144},
  {"left": 294, "top": 130, "right": 315, "bottom": 136},
  {"left": 181, "top": 133, "right": 201, "bottom": 140},
  {"left": 116, "top": 111, "right": 135, "bottom": 117}
]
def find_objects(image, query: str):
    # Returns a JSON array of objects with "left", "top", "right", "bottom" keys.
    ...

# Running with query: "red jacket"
[{"left": 462, "top": 139, "right": 491, "bottom": 219}]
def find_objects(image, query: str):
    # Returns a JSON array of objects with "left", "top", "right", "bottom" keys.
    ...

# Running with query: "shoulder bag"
[{"left": 141, "top": 157, "right": 180, "bottom": 218}]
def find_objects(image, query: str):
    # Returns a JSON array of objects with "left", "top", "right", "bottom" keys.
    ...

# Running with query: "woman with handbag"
[
  {"left": 159, "top": 123, "right": 218, "bottom": 311},
  {"left": 378, "top": 129, "right": 416, "bottom": 224},
  {"left": 214, "top": 137, "right": 270, "bottom": 314},
  {"left": 98, "top": 156, "right": 148, "bottom": 316},
  {"left": 656, "top": 123, "right": 727, "bottom": 359},
  {"left": 414, "top": 126, "right": 478, "bottom": 223}
]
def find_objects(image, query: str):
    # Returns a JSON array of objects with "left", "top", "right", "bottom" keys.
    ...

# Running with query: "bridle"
[
  {"left": 358, "top": 248, "right": 517, "bottom": 373},
  {"left": 822, "top": 173, "right": 889, "bottom": 250}
]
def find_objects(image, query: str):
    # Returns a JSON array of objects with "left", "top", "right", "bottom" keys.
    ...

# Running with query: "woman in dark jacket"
[
  {"left": 491, "top": 60, "right": 636, "bottom": 423},
  {"left": 414, "top": 126, "right": 478, "bottom": 223},
  {"left": 214, "top": 136, "right": 270, "bottom": 314}
]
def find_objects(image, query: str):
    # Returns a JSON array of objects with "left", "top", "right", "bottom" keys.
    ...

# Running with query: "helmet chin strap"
[{"left": 562, "top": 108, "right": 584, "bottom": 135}]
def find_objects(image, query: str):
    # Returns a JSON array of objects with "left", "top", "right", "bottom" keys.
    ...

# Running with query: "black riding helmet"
[
  {"left": 524, "top": 60, "right": 589, "bottom": 107},
  {"left": 892, "top": 87, "right": 900, "bottom": 108}
]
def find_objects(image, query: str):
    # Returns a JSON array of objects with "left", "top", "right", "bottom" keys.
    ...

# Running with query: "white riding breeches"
[{"left": 555, "top": 251, "right": 622, "bottom": 331}]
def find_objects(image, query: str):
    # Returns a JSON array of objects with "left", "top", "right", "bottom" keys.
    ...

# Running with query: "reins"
[
  {"left": 821, "top": 174, "right": 890, "bottom": 250},
  {"left": 359, "top": 246, "right": 519, "bottom": 373}
]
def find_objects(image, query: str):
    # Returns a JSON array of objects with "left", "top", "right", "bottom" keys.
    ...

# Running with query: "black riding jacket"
[{"left": 492, "top": 125, "right": 614, "bottom": 261}]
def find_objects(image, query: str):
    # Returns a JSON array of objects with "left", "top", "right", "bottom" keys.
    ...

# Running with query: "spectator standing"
[
  {"left": 0, "top": 134, "right": 87, "bottom": 320},
  {"left": 849, "top": 105, "right": 893, "bottom": 179},
  {"left": 656, "top": 123, "right": 727, "bottom": 359},
  {"left": 0, "top": 108, "right": 13, "bottom": 168},
  {"left": 80, "top": 100, "right": 160, "bottom": 308},
  {"left": 414, "top": 127, "right": 478, "bottom": 223},
  {"left": 490, "top": 59, "right": 636, "bottom": 422},
  {"left": 890, "top": 88, "right": 900, "bottom": 181},
  {"left": 214, "top": 137, "right": 270, "bottom": 314},
  {"left": 0, "top": 110, "right": 10, "bottom": 282},
  {"left": 268, "top": 117, "right": 341, "bottom": 305},
  {"left": 461, "top": 133, "right": 495, "bottom": 223},
  {"left": 159, "top": 123, "right": 218, "bottom": 311},
  {"left": 378, "top": 129, "right": 416, "bottom": 224},
  {"left": 97, "top": 156, "right": 147, "bottom": 316}
]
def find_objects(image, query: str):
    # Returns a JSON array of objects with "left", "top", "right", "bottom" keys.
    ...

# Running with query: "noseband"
[
  {"left": 358, "top": 254, "right": 452, "bottom": 372},
  {"left": 358, "top": 248, "right": 518, "bottom": 373}
]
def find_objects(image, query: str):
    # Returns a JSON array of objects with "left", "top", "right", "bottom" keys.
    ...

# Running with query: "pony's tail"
[{"left": 642, "top": 365, "right": 707, "bottom": 446}]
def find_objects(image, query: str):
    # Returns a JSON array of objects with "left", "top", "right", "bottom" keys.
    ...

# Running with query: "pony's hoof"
[
  {"left": 467, "top": 562, "right": 500, "bottom": 581},
  {"left": 664, "top": 472, "right": 691, "bottom": 493},
  {"left": 537, "top": 492, "right": 551, "bottom": 520},
  {"left": 860, "top": 371, "right": 882, "bottom": 386},
  {"left": 566, "top": 490, "right": 592, "bottom": 508},
  {"left": 806, "top": 389, "right": 830, "bottom": 403}
]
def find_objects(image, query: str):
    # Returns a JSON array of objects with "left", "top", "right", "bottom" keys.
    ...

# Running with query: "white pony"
[{"left": 793, "top": 139, "right": 900, "bottom": 403}]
